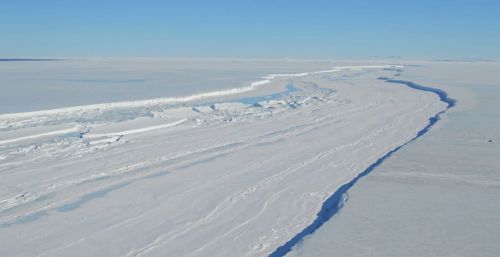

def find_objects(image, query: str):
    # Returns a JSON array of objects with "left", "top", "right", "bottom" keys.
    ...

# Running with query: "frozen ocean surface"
[{"left": 0, "top": 58, "right": 340, "bottom": 114}]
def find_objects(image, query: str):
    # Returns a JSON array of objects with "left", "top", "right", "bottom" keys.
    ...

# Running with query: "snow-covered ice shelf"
[
  {"left": 286, "top": 61, "right": 500, "bottom": 257},
  {"left": 0, "top": 64, "right": 446, "bottom": 257}
]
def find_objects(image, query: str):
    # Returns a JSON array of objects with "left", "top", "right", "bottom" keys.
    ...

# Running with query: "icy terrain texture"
[
  {"left": 0, "top": 63, "right": 446, "bottom": 257},
  {"left": 287, "top": 61, "right": 500, "bottom": 257}
]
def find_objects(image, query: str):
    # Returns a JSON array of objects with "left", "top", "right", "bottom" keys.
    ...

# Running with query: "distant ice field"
[{"left": 0, "top": 58, "right": 343, "bottom": 114}]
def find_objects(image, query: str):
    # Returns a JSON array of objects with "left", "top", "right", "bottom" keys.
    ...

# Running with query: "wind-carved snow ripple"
[
  {"left": 125, "top": 99, "right": 405, "bottom": 257},
  {"left": 267, "top": 77, "right": 456, "bottom": 257},
  {"left": 0, "top": 84, "right": 340, "bottom": 228}
]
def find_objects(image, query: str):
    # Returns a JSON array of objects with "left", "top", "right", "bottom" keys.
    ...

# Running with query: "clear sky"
[{"left": 1, "top": 0, "right": 499, "bottom": 59}]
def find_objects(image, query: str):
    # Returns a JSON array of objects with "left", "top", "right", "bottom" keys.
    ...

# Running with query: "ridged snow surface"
[{"left": 0, "top": 64, "right": 445, "bottom": 257}]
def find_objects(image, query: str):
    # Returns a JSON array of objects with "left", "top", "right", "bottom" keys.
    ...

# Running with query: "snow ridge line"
[
  {"left": 0, "top": 126, "right": 81, "bottom": 145},
  {"left": 83, "top": 119, "right": 188, "bottom": 138},
  {"left": 0, "top": 65, "right": 400, "bottom": 120},
  {"left": 267, "top": 77, "right": 456, "bottom": 257}
]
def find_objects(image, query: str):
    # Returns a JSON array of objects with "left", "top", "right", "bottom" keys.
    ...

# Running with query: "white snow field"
[
  {"left": 0, "top": 60, "right": 449, "bottom": 257},
  {"left": 287, "top": 61, "right": 500, "bottom": 257},
  {"left": 0, "top": 58, "right": 345, "bottom": 114}
]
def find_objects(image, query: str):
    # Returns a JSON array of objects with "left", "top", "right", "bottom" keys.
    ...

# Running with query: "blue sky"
[{"left": 1, "top": 0, "right": 499, "bottom": 59}]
